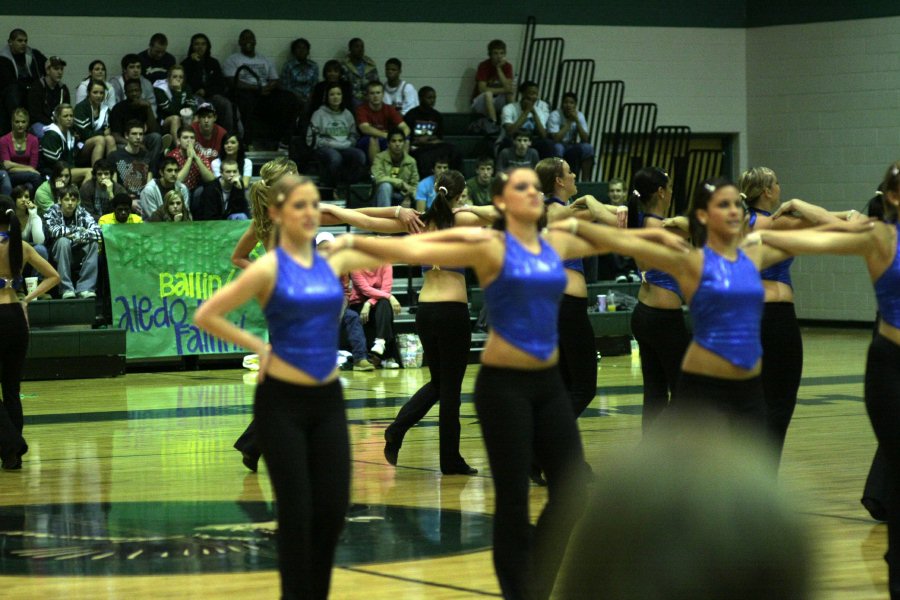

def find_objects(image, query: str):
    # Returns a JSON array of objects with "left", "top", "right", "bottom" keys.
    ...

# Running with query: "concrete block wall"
[{"left": 746, "top": 16, "right": 900, "bottom": 321}]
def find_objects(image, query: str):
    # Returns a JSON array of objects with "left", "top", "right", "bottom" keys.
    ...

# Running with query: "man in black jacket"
[
  {"left": 191, "top": 158, "right": 248, "bottom": 220},
  {"left": 0, "top": 29, "right": 47, "bottom": 134}
]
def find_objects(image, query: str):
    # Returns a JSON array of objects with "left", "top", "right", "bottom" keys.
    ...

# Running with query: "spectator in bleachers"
[
  {"left": 372, "top": 128, "right": 418, "bottom": 208},
  {"left": 309, "top": 60, "right": 353, "bottom": 115},
  {"left": 280, "top": 38, "right": 318, "bottom": 116},
  {"left": 211, "top": 132, "right": 251, "bottom": 189},
  {"left": 496, "top": 132, "right": 539, "bottom": 171},
  {"left": 110, "top": 54, "right": 157, "bottom": 114},
  {"left": 109, "top": 120, "right": 156, "bottom": 200},
  {"left": 0, "top": 29, "right": 47, "bottom": 134},
  {"left": 404, "top": 86, "right": 461, "bottom": 175},
  {"left": 382, "top": 58, "right": 417, "bottom": 116},
  {"left": 222, "top": 29, "right": 299, "bottom": 149},
  {"left": 26, "top": 56, "right": 70, "bottom": 138},
  {"left": 309, "top": 82, "right": 366, "bottom": 189},
  {"left": 147, "top": 188, "right": 192, "bottom": 222},
  {"left": 348, "top": 262, "right": 401, "bottom": 369},
  {"left": 109, "top": 80, "right": 164, "bottom": 158},
  {"left": 356, "top": 80, "right": 410, "bottom": 164},
  {"left": 98, "top": 192, "right": 142, "bottom": 225},
  {"left": 607, "top": 177, "right": 626, "bottom": 205},
  {"left": 33, "top": 161, "right": 70, "bottom": 215},
  {"left": 44, "top": 184, "right": 100, "bottom": 299},
  {"left": 74, "top": 60, "right": 116, "bottom": 112},
  {"left": 11, "top": 185, "right": 47, "bottom": 266},
  {"left": 315, "top": 232, "right": 375, "bottom": 371},
  {"left": 154, "top": 65, "right": 196, "bottom": 148},
  {"left": 341, "top": 38, "right": 378, "bottom": 106},
  {"left": 547, "top": 92, "right": 595, "bottom": 181},
  {"left": 40, "top": 104, "right": 91, "bottom": 184},
  {"left": 0, "top": 108, "right": 43, "bottom": 190},
  {"left": 471, "top": 39, "right": 514, "bottom": 130},
  {"left": 465, "top": 156, "right": 494, "bottom": 206},
  {"left": 139, "top": 156, "right": 188, "bottom": 217},
  {"left": 191, "top": 158, "right": 249, "bottom": 221},
  {"left": 167, "top": 126, "right": 214, "bottom": 194},
  {"left": 79, "top": 159, "right": 125, "bottom": 221},
  {"left": 414, "top": 156, "right": 449, "bottom": 212},
  {"left": 499, "top": 81, "right": 556, "bottom": 159},
  {"left": 191, "top": 102, "right": 226, "bottom": 161},
  {"left": 181, "top": 33, "right": 236, "bottom": 133},
  {"left": 73, "top": 80, "right": 117, "bottom": 167},
  {"left": 138, "top": 33, "right": 175, "bottom": 84}
]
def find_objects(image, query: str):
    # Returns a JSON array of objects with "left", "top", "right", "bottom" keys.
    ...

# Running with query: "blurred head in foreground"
[{"left": 557, "top": 415, "right": 812, "bottom": 600}]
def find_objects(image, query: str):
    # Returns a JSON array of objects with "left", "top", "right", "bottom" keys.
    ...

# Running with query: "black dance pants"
[
  {"left": 630, "top": 301, "right": 690, "bottom": 431},
  {"left": 557, "top": 295, "right": 598, "bottom": 417},
  {"left": 864, "top": 335, "right": 900, "bottom": 599},
  {"left": 474, "top": 365, "right": 587, "bottom": 600},
  {"left": 254, "top": 377, "right": 350, "bottom": 600},
  {"left": 760, "top": 302, "right": 803, "bottom": 461},
  {"left": 387, "top": 302, "right": 471, "bottom": 470},
  {"left": 0, "top": 304, "right": 28, "bottom": 459}
]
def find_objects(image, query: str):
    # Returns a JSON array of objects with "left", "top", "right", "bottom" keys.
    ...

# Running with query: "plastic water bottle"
[{"left": 607, "top": 290, "right": 617, "bottom": 312}]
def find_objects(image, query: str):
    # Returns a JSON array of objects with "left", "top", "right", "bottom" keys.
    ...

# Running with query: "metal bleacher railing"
[{"left": 518, "top": 16, "right": 724, "bottom": 208}]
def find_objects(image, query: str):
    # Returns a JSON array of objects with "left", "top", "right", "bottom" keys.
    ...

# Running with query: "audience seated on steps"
[
  {"left": 222, "top": 29, "right": 299, "bottom": 150},
  {"left": 0, "top": 28, "right": 47, "bottom": 134},
  {"left": 109, "top": 54, "right": 157, "bottom": 114},
  {"left": 355, "top": 80, "right": 410, "bottom": 165},
  {"left": 347, "top": 261, "right": 402, "bottom": 369},
  {"left": 109, "top": 120, "right": 157, "bottom": 203},
  {"left": 0, "top": 107, "right": 43, "bottom": 191},
  {"left": 25, "top": 55, "right": 70, "bottom": 139},
  {"left": 191, "top": 158, "right": 249, "bottom": 221},
  {"left": 496, "top": 133, "right": 539, "bottom": 171},
  {"left": 340, "top": 37, "right": 379, "bottom": 106},
  {"left": 280, "top": 37, "right": 318, "bottom": 118},
  {"left": 498, "top": 80, "right": 557, "bottom": 159},
  {"left": 146, "top": 189, "right": 192, "bottom": 222},
  {"left": 382, "top": 58, "right": 417, "bottom": 116},
  {"left": 138, "top": 33, "right": 176, "bottom": 84},
  {"left": 465, "top": 156, "right": 494, "bottom": 206},
  {"left": 43, "top": 184, "right": 100, "bottom": 299},
  {"left": 414, "top": 156, "right": 449, "bottom": 212},
  {"left": 372, "top": 128, "right": 418, "bottom": 208},
  {"left": 153, "top": 65, "right": 196, "bottom": 146},
  {"left": 471, "top": 39, "right": 513, "bottom": 129},
  {"left": 109, "top": 80, "right": 163, "bottom": 165},
  {"left": 404, "top": 86, "right": 461, "bottom": 175},
  {"left": 98, "top": 192, "right": 143, "bottom": 225},
  {"left": 138, "top": 156, "right": 189, "bottom": 218},
  {"left": 79, "top": 159, "right": 127, "bottom": 221},
  {"left": 547, "top": 91, "right": 595, "bottom": 181},
  {"left": 181, "top": 33, "right": 237, "bottom": 133},
  {"left": 166, "top": 126, "right": 214, "bottom": 194},
  {"left": 309, "top": 82, "right": 367, "bottom": 189}
]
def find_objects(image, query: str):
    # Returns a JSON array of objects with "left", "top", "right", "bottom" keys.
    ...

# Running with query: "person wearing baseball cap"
[
  {"left": 192, "top": 102, "right": 226, "bottom": 159},
  {"left": 26, "top": 55, "right": 70, "bottom": 139}
]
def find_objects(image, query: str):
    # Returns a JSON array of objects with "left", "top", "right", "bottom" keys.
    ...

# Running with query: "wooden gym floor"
[{"left": 0, "top": 326, "right": 890, "bottom": 599}]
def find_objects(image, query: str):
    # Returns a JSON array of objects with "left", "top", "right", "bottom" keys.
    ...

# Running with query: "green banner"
[{"left": 104, "top": 222, "right": 267, "bottom": 359}]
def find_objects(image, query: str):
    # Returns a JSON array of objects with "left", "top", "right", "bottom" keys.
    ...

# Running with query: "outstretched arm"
[
  {"left": 546, "top": 219, "right": 694, "bottom": 278},
  {"left": 320, "top": 203, "right": 407, "bottom": 234}
]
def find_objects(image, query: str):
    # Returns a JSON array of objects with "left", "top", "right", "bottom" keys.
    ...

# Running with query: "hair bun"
[{"left": 437, "top": 186, "right": 449, "bottom": 195}]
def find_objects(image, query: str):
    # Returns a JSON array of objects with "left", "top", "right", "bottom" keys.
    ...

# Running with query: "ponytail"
[
  {"left": 490, "top": 169, "right": 516, "bottom": 232},
  {"left": 1, "top": 199, "right": 24, "bottom": 276},
  {"left": 422, "top": 170, "right": 464, "bottom": 231},
  {"left": 628, "top": 166, "right": 669, "bottom": 229}
]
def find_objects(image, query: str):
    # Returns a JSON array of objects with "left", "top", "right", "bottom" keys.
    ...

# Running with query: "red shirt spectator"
[
  {"left": 167, "top": 146, "right": 212, "bottom": 191},
  {"left": 348, "top": 264, "right": 393, "bottom": 305},
  {"left": 191, "top": 121, "right": 226, "bottom": 160},
  {"left": 0, "top": 131, "right": 40, "bottom": 169},
  {"left": 473, "top": 58, "right": 513, "bottom": 100},
  {"left": 355, "top": 102, "right": 403, "bottom": 134}
]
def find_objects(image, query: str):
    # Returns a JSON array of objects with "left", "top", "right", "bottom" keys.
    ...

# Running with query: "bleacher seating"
[{"left": 23, "top": 298, "right": 126, "bottom": 380}]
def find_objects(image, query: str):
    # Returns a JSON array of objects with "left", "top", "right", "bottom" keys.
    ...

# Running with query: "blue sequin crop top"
[
  {"left": 264, "top": 247, "right": 345, "bottom": 380},
  {"left": 875, "top": 223, "right": 900, "bottom": 329},
  {"left": 689, "top": 247, "right": 765, "bottom": 370},
  {"left": 748, "top": 208, "right": 794, "bottom": 287},
  {"left": 544, "top": 196, "right": 584, "bottom": 273},
  {"left": 638, "top": 212, "right": 682, "bottom": 297},
  {"left": 484, "top": 232, "right": 567, "bottom": 360}
]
